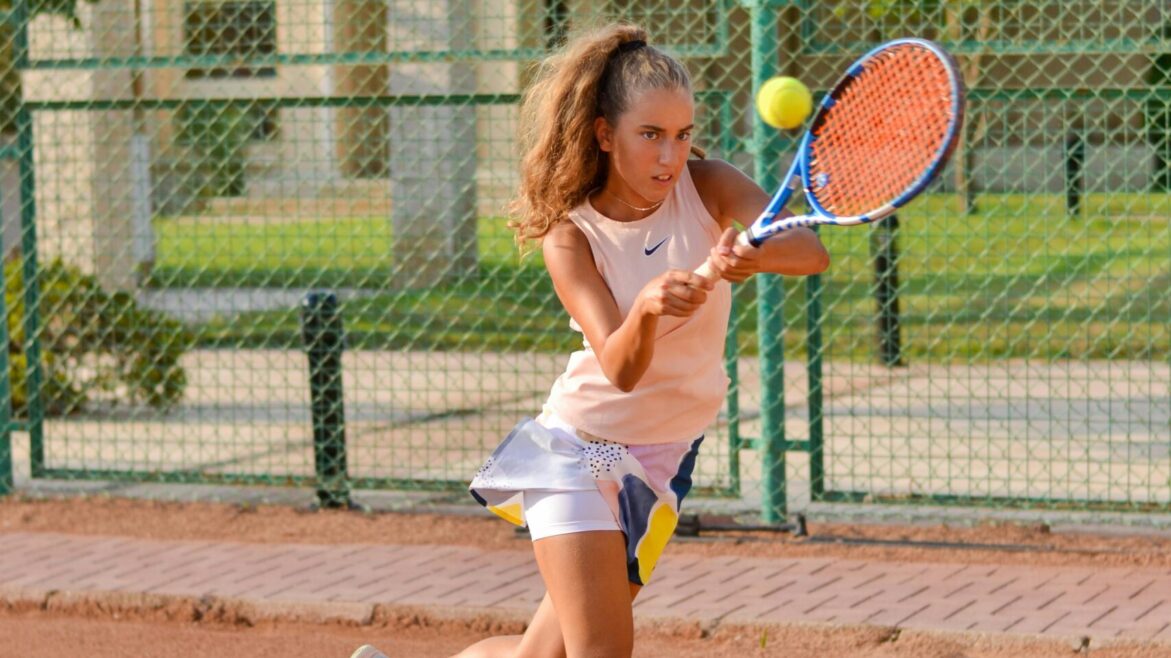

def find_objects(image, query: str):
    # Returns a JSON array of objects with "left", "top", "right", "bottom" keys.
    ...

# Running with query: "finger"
[
  {"left": 683, "top": 271, "right": 715, "bottom": 291},
  {"left": 717, "top": 228, "right": 738, "bottom": 255},
  {"left": 667, "top": 283, "right": 706, "bottom": 305},
  {"left": 732, "top": 240, "right": 761, "bottom": 259},
  {"left": 699, "top": 256, "right": 741, "bottom": 284},
  {"left": 661, "top": 298, "right": 699, "bottom": 317},
  {"left": 668, "top": 269, "right": 712, "bottom": 287},
  {"left": 668, "top": 285, "right": 707, "bottom": 306}
]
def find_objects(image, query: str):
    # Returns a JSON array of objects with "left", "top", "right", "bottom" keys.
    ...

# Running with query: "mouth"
[{"left": 652, "top": 174, "right": 673, "bottom": 185}]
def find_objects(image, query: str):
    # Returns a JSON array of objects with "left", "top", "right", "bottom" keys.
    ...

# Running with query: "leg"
[
  {"left": 531, "top": 530, "right": 635, "bottom": 658},
  {"left": 451, "top": 582, "right": 642, "bottom": 658},
  {"left": 454, "top": 488, "right": 639, "bottom": 657}
]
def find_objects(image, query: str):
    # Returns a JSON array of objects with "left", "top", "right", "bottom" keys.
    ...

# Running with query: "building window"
[
  {"left": 175, "top": 102, "right": 280, "bottom": 145},
  {"left": 249, "top": 103, "right": 280, "bottom": 141},
  {"left": 184, "top": 1, "right": 277, "bottom": 79}
]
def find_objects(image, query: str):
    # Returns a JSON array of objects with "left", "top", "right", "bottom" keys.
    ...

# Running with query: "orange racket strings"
[{"left": 808, "top": 43, "right": 957, "bottom": 217}]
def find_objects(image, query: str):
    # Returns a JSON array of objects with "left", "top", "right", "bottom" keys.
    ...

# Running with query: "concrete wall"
[{"left": 23, "top": 1, "right": 139, "bottom": 290}]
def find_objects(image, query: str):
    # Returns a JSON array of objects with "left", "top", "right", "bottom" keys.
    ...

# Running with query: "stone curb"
[
  {"left": 1, "top": 585, "right": 373, "bottom": 626},
  {"left": 2, "top": 583, "right": 1165, "bottom": 654}
]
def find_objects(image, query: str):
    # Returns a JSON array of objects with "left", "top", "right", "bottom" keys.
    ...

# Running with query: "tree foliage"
[
  {"left": 0, "top": 0, "right": 99, "bottom": 133},
  {"left": 6, "top": 259, "right": 193, "bottom": 416}
]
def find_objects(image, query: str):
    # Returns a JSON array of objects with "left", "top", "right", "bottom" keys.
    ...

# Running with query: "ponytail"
[{"left": 508, "top": 24, "right": 695, "bottom": 251}]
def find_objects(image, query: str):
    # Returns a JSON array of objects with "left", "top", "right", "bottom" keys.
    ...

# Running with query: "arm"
[
  {"left": 543, "top": 221, "right": 714, "bottom": 392},
  {"left": 690, "top": 159, "right": 830, "bottom": 281}
]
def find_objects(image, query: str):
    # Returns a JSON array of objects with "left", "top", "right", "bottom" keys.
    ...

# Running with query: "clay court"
[{"left": 4, "top": 496, "right": 1171, "bottom": 657}]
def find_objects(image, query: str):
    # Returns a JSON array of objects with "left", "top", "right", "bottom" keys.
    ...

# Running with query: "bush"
[
  {"left": 175, "top": 102, "right": 254, "bottom": 198},
  {"left": 6, "top": 259, "right": 192, "bottom": 415}
]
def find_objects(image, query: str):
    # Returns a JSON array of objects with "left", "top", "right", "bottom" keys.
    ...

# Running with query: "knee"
[{"left": 566, "top": 625, "right": 633, "bottom": 658}]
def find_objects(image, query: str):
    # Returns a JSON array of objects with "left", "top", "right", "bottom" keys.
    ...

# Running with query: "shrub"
[
  {"left": 6, "top": 259, "right": 192, "bottom": 415},
  {"left": 175, "top": 102, "right": 254, "bottom": 198}
]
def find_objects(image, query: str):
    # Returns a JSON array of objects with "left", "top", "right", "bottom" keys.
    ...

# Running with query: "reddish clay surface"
[{"left": 3, "top": 495, "right": 1171, "bottom": 658}]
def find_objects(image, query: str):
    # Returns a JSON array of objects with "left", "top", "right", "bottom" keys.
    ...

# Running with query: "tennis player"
[{"left": 351, "top": 22, "right": 828, "bottom": 658}]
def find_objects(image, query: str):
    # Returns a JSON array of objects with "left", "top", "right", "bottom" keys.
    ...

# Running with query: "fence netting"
[{"left": 2, "top": 1, "right": 1168, "bottom": 518}]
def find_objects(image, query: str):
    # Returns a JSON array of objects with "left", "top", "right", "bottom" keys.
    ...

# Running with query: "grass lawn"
[{"left": 152, "top": 193, "right": 1170, "bottom": 361}]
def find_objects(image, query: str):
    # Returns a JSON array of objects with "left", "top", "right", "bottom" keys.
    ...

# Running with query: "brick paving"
[{"left": 1, "top": 531, "right": 1170, "bottom": 645}]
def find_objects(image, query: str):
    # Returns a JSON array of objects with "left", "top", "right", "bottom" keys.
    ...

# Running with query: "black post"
[
  {"left": 1064, "top": 131, "right": 1085, "bottom": 217},
  {"left": 871, "top": 215, "right": 903, "bottom": 367},
  {"left": 301, "top": 292, "right": 350, "bottom": 509}
]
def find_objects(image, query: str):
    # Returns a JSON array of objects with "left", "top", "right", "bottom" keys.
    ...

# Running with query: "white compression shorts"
[{"left": 523, "top": 488, "right": 620, "bottom": 541}]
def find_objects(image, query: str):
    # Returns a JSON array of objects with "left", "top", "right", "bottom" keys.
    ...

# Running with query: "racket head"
[{"left": 799, "top": 38, "right": 965, "bottom": 224}]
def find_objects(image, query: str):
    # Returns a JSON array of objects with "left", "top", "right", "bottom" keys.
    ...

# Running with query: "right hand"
[{"left": 636, "top": 269, "right": 714, "bottom": 318}]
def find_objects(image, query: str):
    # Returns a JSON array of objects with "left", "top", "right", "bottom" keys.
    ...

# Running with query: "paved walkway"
[{"left": 2, "top": 531, "right": 1170, "bottom": 646}]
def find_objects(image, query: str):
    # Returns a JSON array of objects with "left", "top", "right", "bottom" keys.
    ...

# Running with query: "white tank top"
[{"left": 544, "top": 162, "right": 732, "bottom": 445}]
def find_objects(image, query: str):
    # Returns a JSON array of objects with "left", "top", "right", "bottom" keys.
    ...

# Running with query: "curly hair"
[{"left": 508, "top": 24, "right": 700, "bottom": 251}]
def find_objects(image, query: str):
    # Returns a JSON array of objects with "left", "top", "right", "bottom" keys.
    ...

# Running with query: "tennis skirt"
[{"left": 469, "top": 414, "right": 702, "bottom": 586}]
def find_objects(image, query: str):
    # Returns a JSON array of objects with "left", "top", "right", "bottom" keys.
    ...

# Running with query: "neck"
[{"left": 592, "top": 182, "right": 661, "bottom": 222}]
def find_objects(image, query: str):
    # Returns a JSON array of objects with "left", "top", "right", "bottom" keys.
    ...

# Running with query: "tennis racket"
[{"left": 696, "top": 37, "right": 965, "bottom": 280}]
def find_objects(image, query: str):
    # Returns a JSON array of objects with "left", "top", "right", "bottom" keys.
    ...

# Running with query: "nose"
[{"left": 658, "top": 139, "right": 683, "bottom": 165}]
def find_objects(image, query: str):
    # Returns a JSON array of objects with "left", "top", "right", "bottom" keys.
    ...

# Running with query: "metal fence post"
[
  {"left": 12, "top": 0, "right": 43, "bottom": 479},
  {"left": 872, "top": 215, "right": 903, "bottom": 367},
  {"left": 751, "top": 1, "right": 787, "bottom": 523},
  {"left": 0, "top": 256, "right": 10, "bottom": 496},
  {"left": 301, "top": 292, "right": 351, "bottom": 509}
]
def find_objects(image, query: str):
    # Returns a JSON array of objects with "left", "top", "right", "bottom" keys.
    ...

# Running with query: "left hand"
[{"left": 706, "top": 228, "right": 762, "bottom": 283}]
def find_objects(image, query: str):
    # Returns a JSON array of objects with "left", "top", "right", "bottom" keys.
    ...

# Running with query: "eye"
[
  {"left": 678, "top": 132, "right": 691, "bottom": 141},
  {"left": 641, "top": 131, "right": 658, "bottom": 140}
]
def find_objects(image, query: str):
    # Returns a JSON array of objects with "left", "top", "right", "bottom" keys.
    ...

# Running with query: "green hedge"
[{"left": 6, "top": 259, "right": 193, "bottom": 415}]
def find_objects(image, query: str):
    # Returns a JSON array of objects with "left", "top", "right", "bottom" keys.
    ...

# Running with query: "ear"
[{"left": 594, "top": 116, "right": 614, "bottom": 152}]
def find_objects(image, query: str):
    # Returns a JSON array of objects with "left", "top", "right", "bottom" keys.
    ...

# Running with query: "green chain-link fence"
[{"left": 0, "top": 1, "right": 1167, "bottom": 521}]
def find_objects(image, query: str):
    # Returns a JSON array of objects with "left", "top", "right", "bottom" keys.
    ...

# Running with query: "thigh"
[
  {"left": 532, "top": 530, "right": 635, "bottom": 658},
  {"left": 525, "top": 489, "right": 619, "bottom": 541}
]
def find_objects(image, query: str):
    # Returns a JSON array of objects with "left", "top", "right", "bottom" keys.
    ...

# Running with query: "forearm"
[
  {"left": 595, "top": 299, "right": 658, "bottom": 392},
  {"left": 753, "top": 226, "right": 830, "bottom": 276}
]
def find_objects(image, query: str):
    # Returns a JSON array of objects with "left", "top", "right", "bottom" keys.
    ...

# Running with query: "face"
[{"left": 595, "top": 86, "right": 695, "bottom": 205}]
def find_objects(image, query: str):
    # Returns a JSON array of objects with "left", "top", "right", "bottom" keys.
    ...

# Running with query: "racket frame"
[{"left": 744, "top": 37, "right": 965, "bottom": 248}]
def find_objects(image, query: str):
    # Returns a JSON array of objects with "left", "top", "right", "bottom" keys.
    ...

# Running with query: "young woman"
[{"left": 352, "top": 22, "right": 828, "bottom": 658}]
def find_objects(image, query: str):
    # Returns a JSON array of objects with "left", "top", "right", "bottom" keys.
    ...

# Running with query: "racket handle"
[{"left": 694, "top": 231, "right": 754, "bottom": 282}]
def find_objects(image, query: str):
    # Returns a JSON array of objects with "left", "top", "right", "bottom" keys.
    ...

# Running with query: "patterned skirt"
[{"left": 469, "top": 416, "right": 702, "bottom": 586}]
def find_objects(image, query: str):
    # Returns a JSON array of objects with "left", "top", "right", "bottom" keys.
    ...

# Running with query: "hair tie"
[{"left": 617, "top": 39, "right": 646, "bottom": 54}]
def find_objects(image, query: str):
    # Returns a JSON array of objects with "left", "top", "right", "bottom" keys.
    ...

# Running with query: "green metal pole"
[
  {"left": 0, "top": 8, "right": 17, "bottom": 495},
  {"left": 13, "top": 0, "right": 43, "bottom": 477},
  {"left": 751, "top": 2, "right": 787, "bottom": 523},
  {"left": 724, "top": 294, "right": 741, "bottom": 497},
  {"left": 805, "top": 239, "right": 824, "bottom": 501},
  {"left": 0, "top": 253, "right": 9, "bottom": 494}
]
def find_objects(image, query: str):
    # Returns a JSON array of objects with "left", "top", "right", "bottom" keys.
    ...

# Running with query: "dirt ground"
[
  {"left": 4, "top": 494, "right": 1171, "bottom": 570},
  {"left": 3, "top": 495, "right": 1171, "bottom": 658},
  {"left": 5, "top": 610, "right": 1171, "bottom": 658}
]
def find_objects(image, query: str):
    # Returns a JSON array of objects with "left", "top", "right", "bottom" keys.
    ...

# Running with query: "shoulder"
[
  {"left": 688, "top": 159, "right": 757, "bottom": 229},
  {"left": 543, "top": 217, "right": 587, "bottom": 249},
  {"left": 687, "top": 157, "right": 740, "bottom": 183},
  {"left": 542, "top": 218, "right": 592, "bottom": 266},
  {"left": 541, "top": 217, "right": 611, "bottom": 303},
  {"left": 688, "top": 158, "right": 755, "bottom": 195}
]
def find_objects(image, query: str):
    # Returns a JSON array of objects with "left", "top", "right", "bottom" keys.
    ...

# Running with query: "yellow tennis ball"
[{"left": 756, "top": 76, "right": 813, "bottom": 130}]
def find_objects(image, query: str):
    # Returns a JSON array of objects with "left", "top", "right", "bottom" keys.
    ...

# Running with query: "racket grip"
[
  {"left": 694, "top": 259, "right": 718, "bottom": 281},
  {"left": 694, "top": 231, "right": 754, "bottom": 282}
]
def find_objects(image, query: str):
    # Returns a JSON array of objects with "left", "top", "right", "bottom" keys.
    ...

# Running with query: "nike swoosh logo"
[{"left": 644, "top": 237, "right": 669, "bottom": 256}]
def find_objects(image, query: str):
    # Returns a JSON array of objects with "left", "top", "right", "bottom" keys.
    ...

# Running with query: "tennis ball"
[{"left": 756, "top": 76, "right": 813, "bottom": 130}]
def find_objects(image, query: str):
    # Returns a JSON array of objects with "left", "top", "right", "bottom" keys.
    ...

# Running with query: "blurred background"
[{"left": 0, "top": 0, "right": 1166, "bottom": 525}]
